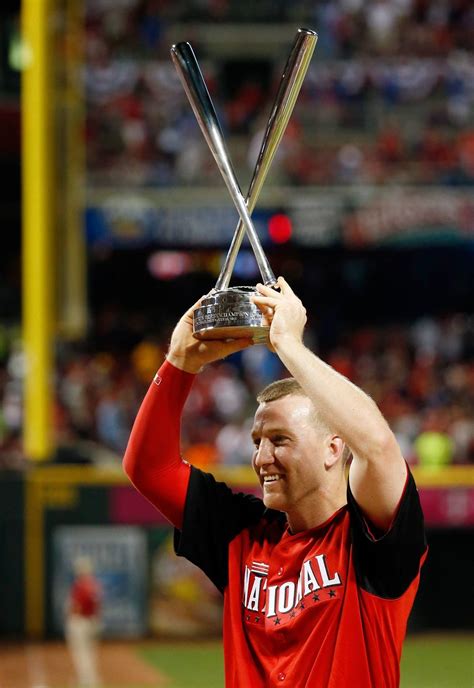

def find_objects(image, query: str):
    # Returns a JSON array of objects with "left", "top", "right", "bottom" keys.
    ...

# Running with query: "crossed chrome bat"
[{"left": 170, "top": 28, "right": 318, "bottom": 290}]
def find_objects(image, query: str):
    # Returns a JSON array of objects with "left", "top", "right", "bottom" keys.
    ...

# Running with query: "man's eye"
[
  {"left": 253, "top": 440, "right": 260, "bottom": 449},
  {"left": 272, "top": 436, "right": 288, "bottom": 445}
]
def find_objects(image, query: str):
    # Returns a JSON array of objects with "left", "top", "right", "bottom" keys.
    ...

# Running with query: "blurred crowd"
[
  {"left": 86, "top": 0, "right": 473, "bottom": 55},
  {"left": 1, "top": 312, "right": 472, "bottom": 470},
  {"left": 2, "top": 3, "right": 473, "bottom": 471},
  {"left": 85, "top": 0, "right": 474, "bottom": 187}
]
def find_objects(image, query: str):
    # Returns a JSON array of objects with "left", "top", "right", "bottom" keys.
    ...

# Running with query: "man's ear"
[{"left": 325, "top": 436, "right": 345, "bottom": 469}]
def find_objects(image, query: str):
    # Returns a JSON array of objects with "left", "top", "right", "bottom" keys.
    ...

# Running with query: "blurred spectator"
[
  {"left": 95, "top": 383, "right": 131, "bottom": 454},
  {"left": 366, "top": 0, "right": 402, "bottom": 54},
  {"left": 131, "top": 338, "right": 163, "bottom": 384},
  {"left": 414, "top": 408, "right": 455, "bottom": 468},
  {"left": 65, "top": 556, "right": 102, "bottom": 688}
]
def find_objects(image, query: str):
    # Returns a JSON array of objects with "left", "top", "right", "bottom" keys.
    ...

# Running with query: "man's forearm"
[
  {"left": 123, "top": 360, "right": 194, "bottom": 527},
  {"left": 274, "top": 337, "right": 395, "bottom": 460}
]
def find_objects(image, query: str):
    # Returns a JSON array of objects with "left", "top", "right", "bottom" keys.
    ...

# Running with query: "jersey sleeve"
[
  {"left": 123, "top": 359, "right": 194, "bottom": 529},
  {"left": 174, "top": 466, "right": 266, "bottom": 593},
  {"left": 347, "top": 467, "right": 427, "bottom": 599}
]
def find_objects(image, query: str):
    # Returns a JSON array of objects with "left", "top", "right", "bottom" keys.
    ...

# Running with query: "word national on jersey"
[{"left": 243, "top": 554, "right": 341, "bottom": 621}]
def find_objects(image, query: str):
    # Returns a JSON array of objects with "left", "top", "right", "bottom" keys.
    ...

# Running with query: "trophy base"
[{"left": 193, "top": 286, "right": 269, "bottom": 343}]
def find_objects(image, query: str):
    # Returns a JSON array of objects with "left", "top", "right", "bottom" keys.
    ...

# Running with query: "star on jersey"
[{"left": 243, "top": 553, "right": 342, "bottom": 623}]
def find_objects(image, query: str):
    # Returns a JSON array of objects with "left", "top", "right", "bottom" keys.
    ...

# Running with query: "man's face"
[{"left": 251, "top": 395, "right": 327, "bottom": 514}]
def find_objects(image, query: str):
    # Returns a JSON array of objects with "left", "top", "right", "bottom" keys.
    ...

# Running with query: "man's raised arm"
[
  {"left": 123, "top": 296, "right": 253, "bottom": 528},
  {"left": 252, "top": 277, "right": 407, "bottom": 531}
]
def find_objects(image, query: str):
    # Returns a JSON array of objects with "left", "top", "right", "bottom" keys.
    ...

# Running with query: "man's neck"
[{"left": 286, "top": 482, "right": 347, "bottom": 534}]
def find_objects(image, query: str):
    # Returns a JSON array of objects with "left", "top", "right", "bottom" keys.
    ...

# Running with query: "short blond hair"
[{"left": 256, "top": 377, "right": 305, "bottom": 404}]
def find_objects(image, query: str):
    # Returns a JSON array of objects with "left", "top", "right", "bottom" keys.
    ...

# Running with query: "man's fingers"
[
  {"left": 277, "top": 276, "right": 294, "bottom": 295},
  {"left": 253, "top": 294, "right": 279, "bottom": 309},
  {"left": 182, "top": 293, "right": 212, "bottom": 319},
  {"left": 255, "top": 282, "right": 271, "bottom": 291},
  {"left": 256, "top": 277, "right": 296, "bottom": 299}
]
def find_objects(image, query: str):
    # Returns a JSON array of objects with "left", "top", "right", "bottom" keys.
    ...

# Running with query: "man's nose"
[{"left": 255, "top": 440, "right": 274, "bottom": 467}]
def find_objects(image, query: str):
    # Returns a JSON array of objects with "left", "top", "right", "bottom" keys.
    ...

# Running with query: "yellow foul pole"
[{"left": 22, "top": 0, "right": 55, "bottom": 461}]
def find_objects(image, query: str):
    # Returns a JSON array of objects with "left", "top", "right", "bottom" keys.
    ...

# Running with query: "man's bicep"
[{"left": 348, "top": 435, "right": 408, "bottom": 531}]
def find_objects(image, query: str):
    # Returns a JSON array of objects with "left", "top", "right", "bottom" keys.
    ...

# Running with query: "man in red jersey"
[{"left": 124, "top": 277, "right": 427, "bottom": 688}]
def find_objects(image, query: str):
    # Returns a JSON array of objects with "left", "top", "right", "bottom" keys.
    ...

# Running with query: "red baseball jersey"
[
  {"left": 123, "top": 361, "right": 427, "bottom": 687},
  {"left": 175, "top": 467, "right": 426, "bottom": 687},
  {"left": 69, "top": 575, "right": 101, "bottom": 618}
]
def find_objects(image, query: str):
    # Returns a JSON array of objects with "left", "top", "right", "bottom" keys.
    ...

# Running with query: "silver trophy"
[{"left": 171, "top": 29, "right": 317, "bottom": 342}]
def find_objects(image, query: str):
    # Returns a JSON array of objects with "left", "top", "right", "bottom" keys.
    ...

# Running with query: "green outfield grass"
[
  {"left": 401, "top": 635, "right": 473, "bottom": 688},
  {"left": 139, "top": 634, "right": 473, "bottom": 688}
]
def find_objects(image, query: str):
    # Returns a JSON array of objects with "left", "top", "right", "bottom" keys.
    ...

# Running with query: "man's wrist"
[
  {"left": 271, "top": 332, "right": 304, "bottom": 354},
  {"left": 165, "top": 350, "right": 202, "bottom": 374}
]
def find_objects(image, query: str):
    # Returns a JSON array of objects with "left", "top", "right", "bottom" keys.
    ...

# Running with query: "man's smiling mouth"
[{"left": 263, "top": 475, "right": 283, "bottom": 484}]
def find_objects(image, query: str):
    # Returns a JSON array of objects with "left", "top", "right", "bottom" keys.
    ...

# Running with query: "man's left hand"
[{"left": 252, "top": 277, "right": 307, "bottom": 351}]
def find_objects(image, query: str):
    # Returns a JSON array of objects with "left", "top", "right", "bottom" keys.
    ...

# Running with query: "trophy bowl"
[{"left": 193, "top": 286, "right": 269, "bottom": 343}]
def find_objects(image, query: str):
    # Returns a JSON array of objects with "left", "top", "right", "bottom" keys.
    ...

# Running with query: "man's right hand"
[{"left": 166, "top": 295, "right": 254, "bottom": 374}]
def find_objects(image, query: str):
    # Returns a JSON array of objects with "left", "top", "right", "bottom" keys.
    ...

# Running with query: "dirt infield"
[{"left": 0, "top": 641, "right": 168, "bottom": 688}]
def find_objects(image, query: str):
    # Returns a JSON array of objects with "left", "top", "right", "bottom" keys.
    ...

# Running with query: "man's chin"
[{"left": 262, "top": 492, "right": 287, "bottom": 511}]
